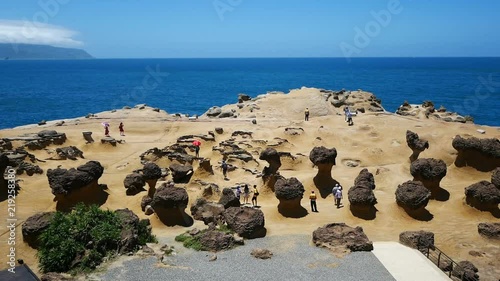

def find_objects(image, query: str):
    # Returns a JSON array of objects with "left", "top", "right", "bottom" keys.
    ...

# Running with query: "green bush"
[
  {"left": 37, "top": 204, "right": 154, "bottom": 273},
  {"left": 174, "top": 233, "right": 204, "bottom": 251}
]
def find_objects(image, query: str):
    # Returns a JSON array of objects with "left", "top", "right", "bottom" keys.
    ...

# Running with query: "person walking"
[
  {"left": 104, "top": 124, "right": 110, "bottom": 137},
  {"left": 309, "top": 191, "right": 318, "bottom": 212},
  {"left": 347, "top": 111, "right": 354, "bottom": 126},
  {"left": 235, "top": 185, "right": 242, "bottom": 202},
  {"left": 193, "top": 140, "right": 201, "bottom": 157},
  {"left": 251, "top": 185, "right": 259, "bottom": 207},
  {"left": 119, "top": 122, "right": 125, "bottom": 136},
  {"left": 221, "top": 160, "right": 228, "bottom": 179},
  {"left": 304, "top": 107, "right": 310, "bottom": 121},
  {"left": 243, "top": 184, "right": 250, "bottom": 204},
  {"left": 334, "top": 188, "right": 343, "bottom": 208}
]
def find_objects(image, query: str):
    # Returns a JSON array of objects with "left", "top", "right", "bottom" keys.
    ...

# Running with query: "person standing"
[
  {"left": 309, "top": 191, "right": 318, "bottom": 212},
  {"left": 252, "top": 185, "right": 259, "bottom": 207},
  {"left": 243, "top": 184, "right": 250, "bottom": 204},
  {"left": 104, "top": 124, "right": 110, "bottom": 137},
  {"left": 304, "top": 107, "right": 310, "bottom": 121},
  {"left": 119, "top": 122, "right": 125, "bottom": 136},
  {"left": 235, "top": 185, "right": 242, "bottom": 202},
  {"left": 195, "top": 144, "right": 200, "bottom": 157},
  {"left": 347, "top": 111, "right": 354, "bottom": 126},
  {"left": 221, "top": 160, "right": 228, "bottom": 179},
  {"left": 335, "top": 188, "right": 343, "bottom": 208}
]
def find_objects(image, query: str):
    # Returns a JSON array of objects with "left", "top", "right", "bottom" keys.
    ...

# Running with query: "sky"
[{"left": 0, "top": 0, "right": 499, "bottom": 58}]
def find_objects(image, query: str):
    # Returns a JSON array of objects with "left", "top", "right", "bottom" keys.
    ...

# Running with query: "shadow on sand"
[
  {"left": 313, "top": 175, "right": 340, "bottom": 199},
  {"left": 350, "top": 205, "right": 378, "bottom": 220},
  {"left": 277, "top": 202, "right": 308, "bottom": 218},
  {"left": 55, "top": 184, "right": 109, "bottom": 212},
  {"left": 155, "top": 207, "right": 194, "bottom": 227}
]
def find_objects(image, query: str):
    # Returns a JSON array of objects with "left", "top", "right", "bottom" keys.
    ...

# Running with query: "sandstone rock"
[
  {"left": 197, "top": 158, "right": 214, "bottom": 175},
  {"left": 47, "top": 161, "right": 104, "bottom": 196},
  {"left": 218, "top": 111, "right": 234, "bottom": 118},
  {"left": 141, "top": 195, "right": 153, "bottom": 211},
  {"left": 206, "top": 106, "right": 222, "bottom": 117},
  {"left": 238, "top": 93, "right": 251, "bottom": 103},
  {"left": 218, "top": 188, "right": 240, "bottom": 209},
  {"left": 275, "top": 177, "right": 306, "bottom": 217},
  {"left": 406, "top": 130, "right": 429, "bottom": 162},
  {"left": 0, "top": 138, "right": 13, "bottom": 151},
  {"left": 151, "top": 183, "right": 191, "bottom": 226},
  {"left": 16, "top": 161, "right": 43, "bottom": 176},
  {"left": 259, "top": 148, "right": 281, "bottom": 176},
  {"left": 251, "top": 248, "right": 273, "bottom": 259},
  {"left": 312, "top": 223, "right": 373, "bottom": 252},
  {"left": 492, "top": 167, "right": 500, "bottom": 188},
  {"left": 22, "top": 212, "right": 55, "bottom": 248},
  {"left": 215, "top": 127, "right": 224, "bottom": 134},
  {"left": 309, "top": 146, "right": 337, "bottom": 196},
  {"left": 190, "top": 198, "right": 225, "bottom": 225},
  {"left": 55, "top": 146, "right": 84, "bottom": 160},
  {"left": 115, "top": 208, "right": 141, "bottom": 254},
  {"left": 354, "top": 168, "right": 375, "bottom": 190},
  {"left": 348, "top": 186, "right": 377, "bottom": 208},
  {"left": 144, "top": 206, "right": 154, "bottom": 215},
  {"left": 82, "top": 131, "right": 94, "bottom": 143},
  {"left": 399, "top": 231, "right": 435, "bottom": 252},
  {"left": 142, "top": 162, "right": 162, "bottom": 189},
  {"left": 224, "top": 207, "right": 266, "bottom": 239},
  {"left": 124, "top": 173, "right": 146, "bottom": 195},
  {"left": 396, "top": 181, "right": 431, "bottom": 211},
  {"left": 199, "top": 230, "right": 235, "bottom": 252},
  {"left": 169, "top": 163, "right": 194, "bottom": 183},
  {"left": 453, "top": 260, "right": 479, "bottom": 281},
  {"left": 410, "top": 158, "right": 447, "bottom": 190},
  {"left": 477, "top": 222, "right": 500, "bottom": 239},
  {"left": 465, "top": 181, "right": 500, "bottom": 211},
  {"left": 452, "top": 135, "right": 500, "bottom": 171}
]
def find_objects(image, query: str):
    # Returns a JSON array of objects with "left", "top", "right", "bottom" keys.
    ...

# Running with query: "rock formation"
[
  {"left": 492, "top": 167, "right": 500, "bottom": 188},
  {"left": 348, "top": 169, "right": 377, "bottom": 220},
  {"left": 22, "top": 212, "right": 55, "bottom": 248},
  {"left": 399, "top": 230, "right": 435, "bottom": 253},
  {"left": 46, "top": 161, "right": 107, "bottom": 211},
  {"left": 274, "top": 177, "right": 306, "bottom": 218},
  {"left": 251, "top": 248, "right": 273, "bottom": 259},
  {"left": 406, "top": 130, "right": 429, "bottom": 162},
  {"left": 395, "top": 181, "right": 432, "bottom": 220},
  {"left": 123, "top": 173, "right": 146, "bottom": 195},
  {"left": 477, "top": 222, "right": 500, "bottom": 239},
  {"left": 223, "top": 207, "right": 266, "bottom": 239},
  {"left": 198, "top": 230, "right": 235, "bottom": 252},
  {"left": 218, "top": 188, "right": 241, "bottom": 208},
  {"left": 410, "top": 158, "right": 449, "bottom": 200},
  {"left": 24, "top": 130, "right": 67, "bottom": 150},
  {"left": 197, "top": 158, "right": 214, "bottom": 175},
  {"left": 115, "top": 209, "right": 151, "bottom": 254},
  {"left": 151, "top": 182, "right": 192, "bottom": 226},
  {"left": 169, "top": 163, "right": 194, "bottom": 183},
  {"left": 54, "top": 146, "right": 84, "bottom": 160},
  {"left": 309, "top": 146, "right": 338, "bottom": 197},
  {"left": 259, "top": 148, "right": 281, "bottom": 176},
  {"left": 464, "top": 181, "right": 500, "bottom": 212},
  {"left": 452, "top": 135, "right": 500, "bottom": 171},
  {"left": 312, "top": 223, "right": 374, "bottom": 253},
  {"left": 453, "top": 261, "right": 480, "bottom": 281},
  {"left": 142, "top": 162, "right": 162, "bottom": 190},
  {"left": 190, "top": 198, "right": 225, "bottom": 225}
]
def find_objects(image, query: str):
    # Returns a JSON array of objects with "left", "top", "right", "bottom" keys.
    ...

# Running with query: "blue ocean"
[{"left": 0, "top": 57, "right": 499, "bottom": 129}]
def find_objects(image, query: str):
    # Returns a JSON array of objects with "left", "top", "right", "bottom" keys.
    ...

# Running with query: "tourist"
[
  {"left": 119, "top": 122, "right": 125, "bottom": 136},
  {"left": 243, "top": 184, "right": 250, "bottom": 204},
  {"left": 332, "top": 183, "right": 340, "bottom": 198},
  {"left": 221, "top": 160, "right": 228, "bottom": 179},
  {"left": 344, "top": 107, "right": 349, "bottom": 121},
  {"left": 235, "top": 185, "right": 242, "bottom": 202},
  {"left": 304, "top": 107, "right": 310, "bottom": 121},
  {"left": 309, "top": 191, "right": 318, "bottom": 212},
  {"left": 252, "top": 185, "right": 259, "bottom": 206},
  {"left": 335, "top": 188, "right": 343, "bottom": 208},
  {"left": 347, "top": 111, "right": 354, "bottom": 126},
  {"left": 104, "top": 124, "right": 110, "bottom": 137},
  {"left": 193, "top": 140, "right": 201, "bottom": 157}
]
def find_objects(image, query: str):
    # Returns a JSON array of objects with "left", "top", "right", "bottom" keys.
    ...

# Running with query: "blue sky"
[{"left": 0, "top": 0, "right": 498, "bottom": 58}]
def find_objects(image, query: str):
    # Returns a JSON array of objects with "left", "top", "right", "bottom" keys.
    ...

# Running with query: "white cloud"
[{"left": 0, "top": 20, "right": 83, "bottom": 47}]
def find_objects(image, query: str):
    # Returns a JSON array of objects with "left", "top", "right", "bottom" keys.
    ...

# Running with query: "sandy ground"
[{"left": 0, "top": 87, "right": 499, "bottom": 280}]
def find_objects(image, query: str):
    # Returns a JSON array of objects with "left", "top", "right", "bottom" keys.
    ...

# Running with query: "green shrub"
[
  {"left": 174, "top": 233, "right": 204, "bottom": 251},
  {"left": 138, "top": 219, "right": 157, "bottom": 245}
]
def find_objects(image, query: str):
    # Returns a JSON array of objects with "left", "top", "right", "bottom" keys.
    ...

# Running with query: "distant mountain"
[{"left": 0, "top": 43, "right": 93, "bottom": 60}]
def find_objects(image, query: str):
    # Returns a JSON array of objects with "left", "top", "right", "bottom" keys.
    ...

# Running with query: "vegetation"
[
  {"left": 138, "top": 219, "right": 157, "bottom": 245},
  {"left": 37, "top": 204, "right": 155, "bottom": 274},
  {"left": 174, "top": 225, "right": 235, "bottom": 251}
]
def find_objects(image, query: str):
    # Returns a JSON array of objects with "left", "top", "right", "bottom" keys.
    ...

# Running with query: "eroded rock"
[{"left": 312, "top": 223, "right": 373, "bottom": 253}]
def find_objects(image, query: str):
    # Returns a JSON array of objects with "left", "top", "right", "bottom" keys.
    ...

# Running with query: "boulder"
[
  {"left": 142, "top": 162, "right": 162, "bottom": 188},
  {"left": 141, "top": 195, "right": 153, "bottom": 212},
  {"left": 218, "top": 188, "right": 240, "bottom": 209},
  {"left": 55, "top": 146, "right": 84, "bottom": 160},
  {"left": 238, "top": 93, "right": 251, "bottom": 103},
  {"left": 151, "top": 183, "right": 192, "bottom": 226},
  {"left": 47, "top": 161, "right": 104, "bottom": 196},
  {"left": 465, "top": 181, "right": 500, "bottom": 211},
  {"left": 396, "top": 181, "right": 431, "bottom": 210},
  {"left": 410, "top": 158, "right": 447, "bottom": 191},
  {"left": 259, "top": 148, "right": 281, "bottom": 176},
  {"left": 309, "top": 146, "right": 337, "bottom": 196},
  {"left": 399, "top": 231, "right": 435, "bottom": 253},
  {"left": 124, "top": 173, "right": 146, "bottom": 195},
  {"left": 215, "top": 127, "right": 224, "bottom": 134},
  {"left": 354, "top": 168, "right": 375, "bottom": 190},
  {"left": 190, "top": 198, "right": 225, "bottom": 225},
  {"left": 198, "top": 230, "right": 235, "bottom": 252},
  {"left": 16, "top": 161, "right": 43, "bottom": 176},
  {"left": 348, "top": 185, "right": 377, "bottom": 220},
  {"left": 223, "top": 207, "right": 266, "bottom": 239},
  {"left": 169, "top": 163, "right": 193, "bottom": 183},
  {"left": 251, "top": 248, "right": 273, "bottom": 259},
  {"left": 312, "top": 223, "right": 373, "bottom": 252},
  {"left": 218, "top": 111, "right": 234, "bottom": 118},
  {"left": 453, "top": 261, "right": 479, "bottom": 281},
  {"left": 477, "top": 222, "right": 500, "bottom": 239},
  {"left": 115, "top": 208, "right": 141, "bottom": 254},
  {"left": 197, "top": 158, "right": 214, "bottom": 175},
  {"left": 274, "top": 177, "right": 306, "bottom": 217},
  {"left": 492, "top": 167, "right": 500, "bottom": 188},
  {"left": 406, "top": 130, "right": 429, "bottom": 162},
  {"left": 82, "top": 131, "right": 94, "bottom": 143},
  {"left": 22, "top": 212, "right": 55, "bottom": 248},
  {"left": 452, "top": 135, "right": 500, "bottom": 171},
  {"left": 101, "top": 137, "right": 117, "bottom": 146},
  {"left": 206, "top": 106, "right": 222, "bottom": 117},
  {"left": 0, "top": 138, "right": 13, "bottom": 151}
]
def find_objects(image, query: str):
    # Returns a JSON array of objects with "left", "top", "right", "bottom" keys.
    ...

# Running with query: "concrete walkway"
[{"left": 372, "top": 242, "right": 450, "bottom": 281}]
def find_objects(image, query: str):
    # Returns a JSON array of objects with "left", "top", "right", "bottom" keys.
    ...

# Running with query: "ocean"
[{"left": 0, "top": 57, "right": 499, "bottom": 129}]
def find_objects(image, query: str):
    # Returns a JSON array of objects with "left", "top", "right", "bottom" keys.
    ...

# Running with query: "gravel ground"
[{"left": 93, "top": 235, "right": 396, "bottom": 281}]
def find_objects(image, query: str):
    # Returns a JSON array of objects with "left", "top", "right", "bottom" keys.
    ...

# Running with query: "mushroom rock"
[
  {"left": 406, "top": 130, "right": 429, "bottom": 162},
  {"left": 47, "top": 161, "right": 107, "bottom": 211},
  {"left": 395, "top": 181, "right": 432, "bottom": 220},
  {"left": 410, "top": 158, "right": 449, "bottom": 201},
  {"left": 259, "top": 148, "right": 281, "bottom": 176},
  {"left": 492, "top": 167, "right": 500, "bottom": 188},
  {"left": 190, "top": 198, "right": 225, "bottom": 225},
  {"left": 142, "top": 162, "right": 162, "bottom": 191},
  {"left": 452, "top": 135, "right": 500, "bottom": 172},
  {"left": 348, "top": 169, "right": 377, "bottom": 219},
  {"left": 464, "top": 181, "right": 500, "bottom": 212},
  {"left": 169, "top": 163, "right": 194, "bottom": 183},
  {"left": 309, "top": 146, "right": 338, "bottom": 197},
  {"left": 274, "top": 177, "right": 306, "bottom": 218},
  {"left": 197, "top": 158, "right": 214, "bottom": 175},
  {"left": 123, "top": 173, "right": 146, "bottom": 195},
  {"left": 218, "top": 188, "right": 240, "bottom": 209},
  {"left": 223, "top": 206, "right": 266, "bottom": 239},
  {"left": 312, "top": 223, "right": 373, "bottom": 253},
  {"left": 151, "top": 182, "right": 192, "bottom": 226}
]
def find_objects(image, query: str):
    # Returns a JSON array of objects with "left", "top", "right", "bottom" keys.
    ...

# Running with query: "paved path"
[{"left": 372, "top": 242, "right": 450, "bottom": 281}]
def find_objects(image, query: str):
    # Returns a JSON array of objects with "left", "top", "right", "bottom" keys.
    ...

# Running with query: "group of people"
[
  {"left": 103, "top": 122, "right": 125, "bottom": 137},
  {"left": 234, "top": 184, "right": 259, "bottom": 207},
  {"left": 304, "top": 107, "right": 354, "bottom": 126},
  {"left": 309, "top": 183, "right": 343, "bottom": 212}
]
